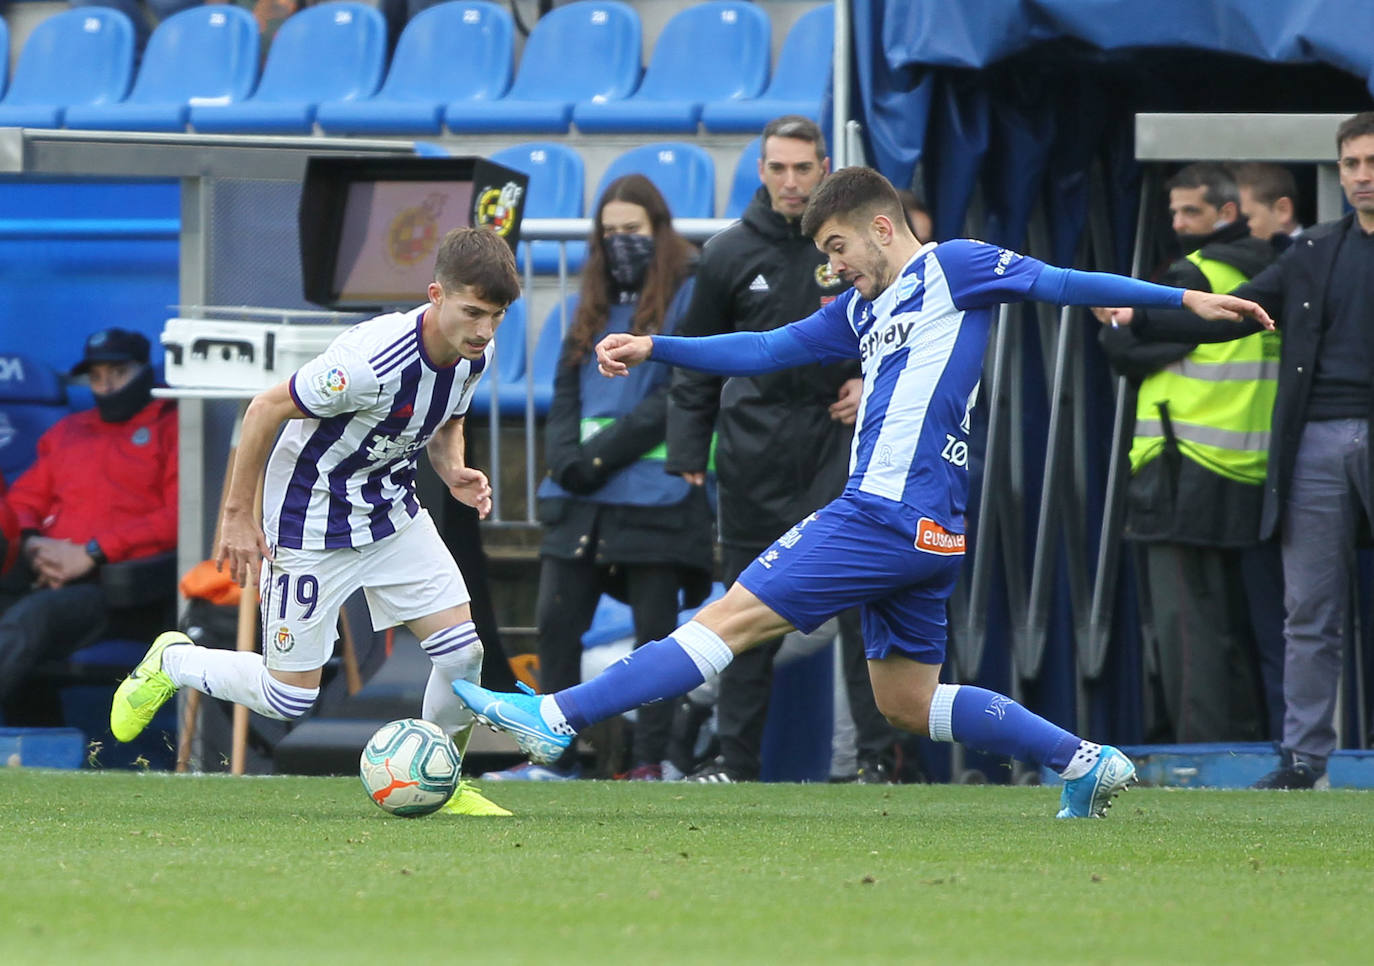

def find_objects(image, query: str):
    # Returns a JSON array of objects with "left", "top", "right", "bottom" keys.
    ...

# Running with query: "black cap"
[{"left": 70, "top": 328, "right": 151, "bottom": 376}]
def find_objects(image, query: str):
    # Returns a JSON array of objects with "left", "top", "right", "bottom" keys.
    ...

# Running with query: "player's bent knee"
[{"left": 260, "top": 669, "right": 319, "bottom": 721}]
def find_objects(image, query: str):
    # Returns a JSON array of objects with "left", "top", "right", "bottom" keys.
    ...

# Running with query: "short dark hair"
[
  {"left": 760, "top": 114, "right": 827, "bottom": 163},
  {"left": 800, "top": 166, "right": 905, "bottom": 240},
  {"left": 1166, "top": 162, "right": 1239, "bottom": 211},
  {"left": 1336, "top": 111, "right": 1374, "bottom": 154},
  {"left": 1230, "top": 162, "right": 1297, "bottom": 207},
  {"left": 433, "top": 227, "right": 521, "bottom": 306}
]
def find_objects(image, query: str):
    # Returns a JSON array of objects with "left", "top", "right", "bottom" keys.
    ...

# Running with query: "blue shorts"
[{"left": 736, "top": 491, "right": 964, "bottom": 664}]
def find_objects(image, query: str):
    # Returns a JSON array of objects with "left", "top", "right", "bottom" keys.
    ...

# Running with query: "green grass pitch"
[{"left": 2, "top": 770, "right": 1370, "bottom": 966}]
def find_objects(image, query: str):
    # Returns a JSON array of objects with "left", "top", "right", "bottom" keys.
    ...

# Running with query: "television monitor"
[{"left": 299, "top": 156, "right": 528, "bottom": 311}]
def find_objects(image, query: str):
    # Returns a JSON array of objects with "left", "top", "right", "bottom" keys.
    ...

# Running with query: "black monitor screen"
[{"left": 300, "top": 156, "right": 527, "bottom": 311}]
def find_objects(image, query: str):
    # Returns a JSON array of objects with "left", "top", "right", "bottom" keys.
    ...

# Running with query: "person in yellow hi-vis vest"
[{"left": 1099, "top": 162, "right": 1284, "bottom": 744}]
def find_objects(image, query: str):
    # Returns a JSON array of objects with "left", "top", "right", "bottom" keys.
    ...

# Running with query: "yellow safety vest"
[{"left": 1129, "top": 252, "right": 1280, "bottom": 484}]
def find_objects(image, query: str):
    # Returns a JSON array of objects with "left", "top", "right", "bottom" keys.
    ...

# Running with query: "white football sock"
[
  {"left": 161, "top": 644, "right": 317, "bottom": 720},
  {"left": 1059, "top": 741, "right": 1103, "bottom": 780},
  {"left": 420, "top": 623, "right": 484, "bottom": 738}
]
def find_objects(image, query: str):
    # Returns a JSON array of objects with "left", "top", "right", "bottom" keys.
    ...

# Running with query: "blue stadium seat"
[
  {"left": 465, "top": 297, "right": 526, "bottom": 417},
  {"left": 701, "top": 4, "right": 833, "bottom": 132},
  {"left": 316, "top": 1, "right": 513, "bottom": 135},
  {"left": 0, "top": 17, "right": 8, "bottom": 101},
  {"left": 527, "top": 296, "right": 578, "bottom": 416},
  {"left": 0, "top": 353, "right": 69, "bottom": 482},
  {"left": 489, "top": 141, "right": 587, "bottom": 274},
  {"left": 0, "top": 8, "right": 135, "bottom": 129},
  {"left": 725, "top": 136, "right": 763, "bottom": 217},
  {"left": 190, "top": 2, "right": 386, "bottom": 133},
  {"left": 594, "top": 143, "right": 716, "bottom": 218},
  {"left": 64, "top": 6, "right": 260, "bottom": 132},
  {"left": 446, "top": 1, "right": 640, "bottom": 134},
  {"left": 573, "top": 1, "right": 769, "bottom": 133}
]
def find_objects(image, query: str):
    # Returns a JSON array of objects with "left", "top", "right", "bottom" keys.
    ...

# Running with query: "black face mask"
[
  {"left": 604, "top": 233, "right": 655, "bottom": 292},
  {"left": 95, "top": 364, "right": 154, "bottom": 423}
]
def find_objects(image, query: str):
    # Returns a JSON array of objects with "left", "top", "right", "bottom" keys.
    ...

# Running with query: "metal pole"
[{"left": 832, "top": 0, "right": 852, "bottom": 169}]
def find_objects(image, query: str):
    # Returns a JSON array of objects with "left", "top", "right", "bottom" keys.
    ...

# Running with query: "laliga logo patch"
[
  {"left": 313, "top": 365, "right": 348, "bottom": 396},
  {"left": 274, "top": 626, "right": 295, "bottom": 653},
  {"left": 814, "top": 262, "right": 843, "bottom": 289},
  {"left": 476, "top": 181, "right": 524, "bottom": 237},
  {"left": 385, "top": 192, "right": 446, "bottom": 268}
]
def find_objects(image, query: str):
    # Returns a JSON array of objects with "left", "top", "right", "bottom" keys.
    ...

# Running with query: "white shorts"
[{"left": 259, "top": 510, "right": 469, "bottom": 671}]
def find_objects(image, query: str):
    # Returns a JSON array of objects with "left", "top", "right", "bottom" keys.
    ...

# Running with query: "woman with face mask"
[{"left": 483, "top": 176, "right": 714, "bottom": 781}]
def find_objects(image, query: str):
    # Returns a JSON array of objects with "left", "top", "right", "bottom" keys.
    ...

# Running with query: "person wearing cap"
[{"left": 0, "top": 328, "right": 177, "bottom": 708}]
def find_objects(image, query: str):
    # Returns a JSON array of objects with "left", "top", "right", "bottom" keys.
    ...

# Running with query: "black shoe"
[
  {"left": 855, "top": 756, "right": 893, "bottom": 785},
  {"left": 687, "top": 757, "right": 744, "bottom": 783},
  {"left": 1252, "top": 752, "right": 1324, "bottom": 789}
]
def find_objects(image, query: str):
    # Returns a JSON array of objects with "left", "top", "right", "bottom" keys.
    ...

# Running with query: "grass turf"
[{"left": 1, "top": 770, "right": 1370, "bottom": 965}]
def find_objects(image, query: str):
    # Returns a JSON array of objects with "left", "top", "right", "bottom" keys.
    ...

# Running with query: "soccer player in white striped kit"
[{"left": 111, "top": 228, "right": 519, "bottom": 816}]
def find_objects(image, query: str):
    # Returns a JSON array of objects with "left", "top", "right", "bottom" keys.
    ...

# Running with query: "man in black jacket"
[
  {"left": 666, "top": 116, "right": 902, "bottom": 782},
  {"left": 1100, "top": 112, "right": 1374, "bottom": 788},
  {"left": 1099, "top": 162, "right": 1282, "bottom": 745}
]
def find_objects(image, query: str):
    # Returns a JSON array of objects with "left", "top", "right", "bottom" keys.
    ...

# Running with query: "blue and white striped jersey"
[
  {"left": 263, "top": 304, "right": 490, "bottom": 550},
  {"left": 786, "top": 239, "right": 1045, "bottom": 532}
]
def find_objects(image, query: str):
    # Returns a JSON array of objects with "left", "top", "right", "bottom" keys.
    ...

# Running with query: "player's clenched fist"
[{"left": 596, "top": 332, "right": 654, "bottom": 377}]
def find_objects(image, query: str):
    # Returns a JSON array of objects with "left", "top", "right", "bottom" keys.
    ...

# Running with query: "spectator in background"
[
  {"left": 667, "top": 115, "right": 903, "bottom": 783},
  {"left": 1102, "top": 112, "right": 1374, "bottom": 789},
  {"left": 1232, "top": 162, "right": 1305, "bottom": 252},
  {"left": 0, "top": 329, "right": 177, "bottom": 705},
  {"left": 483, "top": 176, "right": 714, "bottom": 782},
  {"left": 896, "top": 189, "right": 933, "bottom": 243},
  {"left": 1097, "top": 162, "right": 1282, "bottom": 745}
]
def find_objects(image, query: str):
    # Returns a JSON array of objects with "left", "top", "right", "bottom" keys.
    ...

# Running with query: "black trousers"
[
  {"left": 536, "top": 555, "right": 682, "bottom": 768},
  {"left": 716, "top": 545, "right": 897, "bottom": 779},
  {"left": 0, "top": 569, "right": 110, "bottom": 705}
]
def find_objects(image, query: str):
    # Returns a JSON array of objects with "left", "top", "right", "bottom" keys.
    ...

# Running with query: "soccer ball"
[{"left": 359, "top": 718, "right": 461, "bottom": 817}]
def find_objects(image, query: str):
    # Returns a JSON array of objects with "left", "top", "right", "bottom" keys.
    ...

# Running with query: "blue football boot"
[
  {"left": 1056, "top": 746, "right": 1136, "bottom": 819},
  {"left": 452, "top": 680, "right": 574, "bottom": 765}
]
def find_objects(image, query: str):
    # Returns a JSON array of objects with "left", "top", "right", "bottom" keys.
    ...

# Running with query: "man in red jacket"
[{"left": 0, "top": 328, "right": 177, "bottom": 704}]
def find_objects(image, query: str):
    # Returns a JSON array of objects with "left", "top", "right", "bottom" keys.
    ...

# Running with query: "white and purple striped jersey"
[
  {"left": 263, "top": 304, "right": 491, "bottom": 550},
  {"left": 786, "top": 239, "right": 1045, "bottom": 532}
]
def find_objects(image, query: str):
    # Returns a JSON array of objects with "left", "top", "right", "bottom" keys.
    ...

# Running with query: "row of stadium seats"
[
  {"left": 0, "top": 1, "right": 831, "bottom": 134},
  {"left": 496, "top": 136, "right": 764, "bottom": 272}
]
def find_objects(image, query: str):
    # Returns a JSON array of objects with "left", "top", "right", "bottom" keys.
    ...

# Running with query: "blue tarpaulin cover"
[{"left": 831, "top": 1, "right": 1374, "bottom": 759}]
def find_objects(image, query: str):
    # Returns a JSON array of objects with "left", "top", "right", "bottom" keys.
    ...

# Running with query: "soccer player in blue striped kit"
[
  {"left": 454, "top": 168, "right": 1273, "bottom": 817},
  {"left": 110, "top": 228, "right": 520, "bottom": 816}
]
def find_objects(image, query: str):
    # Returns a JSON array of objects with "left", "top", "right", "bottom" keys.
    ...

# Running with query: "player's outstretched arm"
[
  {"left": 1180, "top": 289, "right": 1274, "bottom": 329},
  {"left": 596, "top": 332, "right": 655, "bottom": 377}
]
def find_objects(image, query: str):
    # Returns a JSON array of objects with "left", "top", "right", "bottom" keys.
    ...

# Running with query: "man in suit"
[{"left": 1099, "top": 111, "right": 1374, "bottom": 788}]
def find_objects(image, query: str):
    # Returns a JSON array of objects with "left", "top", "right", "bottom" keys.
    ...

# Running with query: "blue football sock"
[
  {"left": 929, "top": 684, "right": 1080, "bottom": 771},
  {"left": 555, "top": 622, "right": 733, "bottom": 732}
]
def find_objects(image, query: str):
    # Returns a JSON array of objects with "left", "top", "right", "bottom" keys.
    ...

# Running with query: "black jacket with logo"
[{"left": 666, "top": 186, "right": 857, "bottom": 548}]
